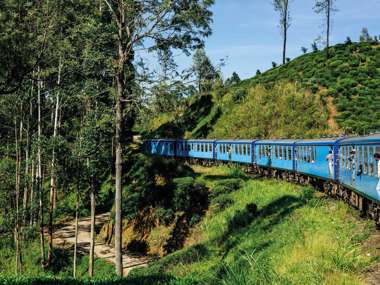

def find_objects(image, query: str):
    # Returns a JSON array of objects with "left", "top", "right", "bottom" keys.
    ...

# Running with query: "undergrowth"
[{"left": 129, "top": 166, "right": 378, "bottom": 285}]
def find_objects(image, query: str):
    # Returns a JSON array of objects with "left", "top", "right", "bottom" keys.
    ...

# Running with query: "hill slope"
[
  {"left": 146, "top": 41, "right": 380, "bottom": 139},
  {"left": 128, "top": 166, "right": 379, "bottom": 284},
  {"left": 234, "top": 41, "right": 380, "bottom": 135}
]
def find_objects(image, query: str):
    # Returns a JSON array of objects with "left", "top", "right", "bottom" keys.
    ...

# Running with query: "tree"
[
  {"left": 225, "top": 72, "right": 241, "bottom": 87},
  {"left": 273, "top": 0, "right": 291, "bottom": 65},
  {"left": 101, "top": 0, "right": 214, "bottom": 276},
  {"left": 314, "top": 0, "right": 337, "bottom": 58},
  {"left": 192, "top": 48, "right": 217, "bottom": 92},
  {"left": 311, "top": 42, "right": 319, "bottom": 52},
  {"left": 360, "top": 27, "right": 372, "bottom": 42},
  {"left": 301, "top": 47, "right": 308, "bottom": 54}
]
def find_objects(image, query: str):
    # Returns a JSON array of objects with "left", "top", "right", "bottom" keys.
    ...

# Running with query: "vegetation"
[
  {"left": 128, "top": 166, "right": 378, "bottom": 284},
  {"left": 235, "top": 41, "right": 380, "bottom": 135},
  {"left": 210, "top": 82, "right": 331, "bottom": 139}
]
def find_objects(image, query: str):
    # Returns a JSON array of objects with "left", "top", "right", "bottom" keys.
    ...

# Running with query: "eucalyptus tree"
[
  {"left": 101, "top": 0, "right": 214, "bottom": 275},
  {"left": 273, "top": 0, "right": 291, "bottom": 65},
  {"left": 314, "top": 0, "right": 337, "bottom": 58},
  {"left": 192, "top": 47, "right": 217, "bottom": 92}
]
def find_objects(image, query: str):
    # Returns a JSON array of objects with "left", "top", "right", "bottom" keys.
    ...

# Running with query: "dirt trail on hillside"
[{"left": 53, "top": 213, "right": 151, "bottom": 275}]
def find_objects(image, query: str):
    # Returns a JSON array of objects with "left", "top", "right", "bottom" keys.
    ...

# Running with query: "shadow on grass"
[{"left": 218, "top": 190, "right": 312, "bottom": 259}]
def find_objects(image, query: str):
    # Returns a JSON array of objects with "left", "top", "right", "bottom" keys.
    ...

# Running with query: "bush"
[
  {"left": 173, "top": 177, "right": 209, "bottom": 213},
  {"left": 212, "top": 195, "right": 234, "bottom": 212},
  {"left": 211, "top": 178, "right": 243, "bottom": 197}
]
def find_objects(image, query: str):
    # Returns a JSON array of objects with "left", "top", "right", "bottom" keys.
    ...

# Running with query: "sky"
[{"left": 172, "top": 0, "right": 380, "bottom": 80}]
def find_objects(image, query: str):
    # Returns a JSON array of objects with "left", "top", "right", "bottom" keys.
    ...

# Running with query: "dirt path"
[{"left": 53, "top": 213, "right": 151, "bottom": 275}]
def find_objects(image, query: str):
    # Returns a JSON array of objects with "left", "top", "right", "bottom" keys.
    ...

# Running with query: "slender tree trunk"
[
  {"left": 14, "top": 117, "right": 22, "bottom": 274},
  {"left": 89, "top": 177, "right": 96, "bottom": 277},
  {"left": 73, "top": 188, "right": 79, "bottom": 278},
  {"left": 37, "top": 67, "right": 45, "bottom": 267},
  {"left": 326, "top": 0, "right": 331, "bottom": 58},
  {"left": 23, "top": 87, "right": 32, "bottom": 225},
  {"left": 282, "top": 4, "right": 288, "bottom": 65},
  {"left": 114, "top": 2, "right": 126, "bottom": 277},
  {"left": 30, "top": 160, "right": 35, "bottom": 226}
]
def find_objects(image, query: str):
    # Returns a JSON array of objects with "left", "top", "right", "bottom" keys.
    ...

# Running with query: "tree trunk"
[
  {"left": 89, "top": 178, "right": 96, "bottom": 277},
  {"left": 14, "top": 117, "right": 22, "bottom": 274},
  {"left": 30, "top": 160, "right": 35, "bottom": 227},
  {"left": 326, "top": 0, "right": 331, "bottom": 58},
  {"left": 73, "top": 189, "right": 79, "bottom": 278},
  {"left": 23, "top": 90, "right": 32, "bottom": 225},
  {"left": 114, "top": 2, "right": 126, "bottom": 277},
  {"left": 37, "top": 67, "right": 45, "bottom": 267},
  {"left": 282, "top": 3, "right": 288, "bottom": 65}
]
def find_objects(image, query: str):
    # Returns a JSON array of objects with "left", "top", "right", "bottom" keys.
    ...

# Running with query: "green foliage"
[
  {"left": 210, "top": 82, "right": 330, "bottom": 139},
  {"left": 172, "top": 177, "right": 209, "bottom": 213},
  {"left": 231, "top": 41, "right": 380, "bottom": 135},
  {"left": 211, "top": 178, "right": 243, "bottom": 197},
  {"left": 130, "top": 166, "right": 376, "bottom": 284}
]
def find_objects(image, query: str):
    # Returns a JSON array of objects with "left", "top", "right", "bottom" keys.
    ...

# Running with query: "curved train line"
[{"left": 145, "top": 134, "right": 380, "bottom": 225}]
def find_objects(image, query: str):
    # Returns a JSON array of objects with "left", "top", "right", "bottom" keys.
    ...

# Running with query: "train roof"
[
  {"left": 340, "top": 134, "right": 380, "bottom": 145},
  {"left": 215, "top": 139, "right": 257, "bottom": 143},
  {"left": 178, "top": 139, "right": 216, "bottom": 142},
  {"left": 295, "top": 138, "right": 341, "bottom": 145},
  {"left": 255, "top": 139, "right": 297, "bottom": 145}
]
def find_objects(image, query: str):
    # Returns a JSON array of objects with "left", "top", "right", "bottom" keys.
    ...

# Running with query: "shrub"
[
  {"left": 211, "top": 178, "right": 243, "bottom": 197},
  {"left": 173, "top": 177, "right": 209, "bottom": 213},
  {"left": 212, "top": 195, "right": 234, "bottom": 212}
]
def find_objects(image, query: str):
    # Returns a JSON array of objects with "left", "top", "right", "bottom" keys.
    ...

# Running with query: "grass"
[
  {"left": 130, "top": 165, "right": 379, "bottom": 285},
  {"left": 0, "top": 237, "right": 115, "bottom": 279},
  {"left": 1, "top": 165, "right": 378, "bottom": 284}
]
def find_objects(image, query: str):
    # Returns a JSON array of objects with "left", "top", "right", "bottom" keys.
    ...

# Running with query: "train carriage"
[
  {"left": 215, "top": 140, "right": 254, "bottom": 164},
  {"left": 295, "top": 138, "right": 340, "bottom": 180},
  {"left": 255, "top": 140, "right": 296, "bottom": 171},
  {"left": 149, "top": 139, "right": 176, "bottom": 157},
  {"left": 177, "top": 139, "right": 215, "bottom": 160},
  {"left": 338, "top": 134, "right": 380, "bottom": 202}
]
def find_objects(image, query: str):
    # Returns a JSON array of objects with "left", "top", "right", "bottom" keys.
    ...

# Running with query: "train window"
[
  {"left": 369, "top": 146, "right": 374, "bottom": 176},
  {"left": 274, "top": 146, "right": 278, "bottom": 158},
  {"left": 243, "top": 145, "right": 246, "bottom": 156},
  {"left": 234, "top": 145, "right": 237, "bottom": 154},
  {"left": 247, "top": 145, "right": 251, "bottom": 156},
  {"left": 209, "top": 144, "right": 212, "bottom": 152},
  {"left": 240, "top": 145, "right": 243, "bottom": 155},
  {"left": 288, "top": 147, "right": 292, "bottom": 160},
  {"left": 364, "top": 146, "right": 368, "bottom": 174}
]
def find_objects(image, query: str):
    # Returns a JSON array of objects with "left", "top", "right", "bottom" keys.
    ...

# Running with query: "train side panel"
[
  {"left": 339, "top": 138, "right": 380, "bottom": 202},
  {"left": 215, "top": 141, "right": 253, "bottom": 164},
  {"left": 255, "top": 141, "right": 295, "bottom": 171}
]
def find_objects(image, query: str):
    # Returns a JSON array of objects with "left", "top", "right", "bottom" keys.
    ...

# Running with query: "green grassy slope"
[
  {"left": 227, "top": 42, "right": 380, "bottom": 135},
  {"left": 146, "top": 41, "right": 380, "bottom": 139},
  {"left": 129, "top": 166, "right": 379, "bottom": 285}
]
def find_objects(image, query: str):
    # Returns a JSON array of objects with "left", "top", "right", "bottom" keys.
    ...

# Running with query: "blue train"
[{"left": 146, "top": 135, "right": 380, "bottom": 224}]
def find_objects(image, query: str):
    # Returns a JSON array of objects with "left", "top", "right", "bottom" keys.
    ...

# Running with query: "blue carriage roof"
[
  {"left": 340, "top": 134, "right": 380, "bottom": 145},
  {"left": 255, "top": 139, "right": 297, "bottom": 145},
  {"left": 215, "top": 139, "right": 257, "bottom": 143},
  {"left": 178, "top": 139, "right": 216, "bottom": 143},
  {"left": 295, "top": 138, "right": 341, "bottom": 146}
]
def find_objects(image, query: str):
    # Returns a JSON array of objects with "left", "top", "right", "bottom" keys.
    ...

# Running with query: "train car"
[
  {"left": 295, "top": 138, "right": 341, "bottom": 180},
  {"left": 177, "top": 139, "right": 215, "bottom": 160},
  {"left": 215, "top": 140, "right": 255, "bottom": 164},
  {"left": 149, "top": 139, "right": 176, "bottom": 157},
  {"left": 338, "top": 134, "right": 380, "bottom": 202},
  {"left": 255, "top": 140, "right": 296, "bottom": 171}
]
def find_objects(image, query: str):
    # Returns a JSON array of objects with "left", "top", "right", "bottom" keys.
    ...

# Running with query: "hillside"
[
  {"left": 235, "top": 41, "right": 380, "bottom": 135},
  {"left": 146, "top": 41, "right": 380, "bottom": 139},
  {"left": 127, "top": 166, "right": 379, "bottom": 284}
]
